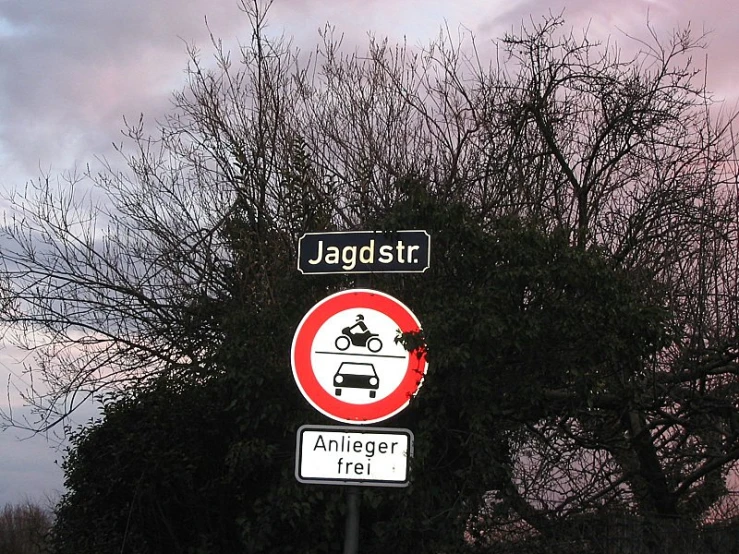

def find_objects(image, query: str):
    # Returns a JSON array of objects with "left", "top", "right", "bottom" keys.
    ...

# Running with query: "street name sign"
[
  {"left": 295, "top": 425, "right": 413, "bottom": 487},
  {"left": 291, "top": 289, "right": 428, "bottom": 424},
  {"left": 297, "top": 230, "right": 430, "bottom": 274}
]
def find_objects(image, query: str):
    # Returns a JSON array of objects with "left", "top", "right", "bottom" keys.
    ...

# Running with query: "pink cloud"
[{"left": 1, "top": 0, "right": 736, "bottom": 184}]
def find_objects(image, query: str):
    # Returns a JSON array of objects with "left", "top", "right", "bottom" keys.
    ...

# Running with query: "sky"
[{"left": 0, "top": 0, "right": 737, "bottom": 509}]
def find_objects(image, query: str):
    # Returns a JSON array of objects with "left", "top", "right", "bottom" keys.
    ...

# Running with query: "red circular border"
[{"left": 291, "top": 289, "right": 427, "bottom": 424}]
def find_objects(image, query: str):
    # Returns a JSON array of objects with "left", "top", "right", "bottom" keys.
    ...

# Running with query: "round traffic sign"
[{"left": 291, "top": 289, "right": 428, "bottom": 424}]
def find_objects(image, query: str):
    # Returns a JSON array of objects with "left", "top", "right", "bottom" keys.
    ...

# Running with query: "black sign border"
[{"left": 297, "top": 230, "right": 431, "bottom": 275}]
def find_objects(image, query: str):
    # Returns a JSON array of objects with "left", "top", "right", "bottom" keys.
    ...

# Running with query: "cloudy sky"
[{"left": 0, "top": 0, "right": 737, "bottom": 508}]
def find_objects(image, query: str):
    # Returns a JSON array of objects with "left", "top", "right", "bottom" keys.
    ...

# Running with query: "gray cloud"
[
  {"left": 0, "top": 0, "right": 247, "bottom": 180},
  {"left": 0, "top": 423, "right": 64, "bottom": 507},
  {"left": 2, "top": 0, "right": 735, "bottom": 183}
]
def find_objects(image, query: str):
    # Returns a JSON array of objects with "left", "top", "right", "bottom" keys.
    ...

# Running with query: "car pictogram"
[{"left": 333, "top": 362, "right": 380, "bottom": 398}]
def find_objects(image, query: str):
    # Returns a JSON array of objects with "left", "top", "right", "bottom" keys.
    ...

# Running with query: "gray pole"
[{"left": 343, "top": 487, "right": 361, "bottom": 554}]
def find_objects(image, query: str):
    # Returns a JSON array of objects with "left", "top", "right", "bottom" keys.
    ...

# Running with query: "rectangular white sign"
[{"left": 295, "top": 425, "right": 413, "bottom": 487}]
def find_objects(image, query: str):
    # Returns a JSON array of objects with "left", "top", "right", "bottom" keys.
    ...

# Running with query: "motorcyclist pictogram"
[{"left": 334, "top": 314, "right": 383, "bottom": 353}]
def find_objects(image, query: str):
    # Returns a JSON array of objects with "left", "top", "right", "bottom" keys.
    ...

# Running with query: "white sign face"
[
  {"left": 295, "top": 425, "right": 413, "bottom": 487},
  {"left": 311, "top": 307, "right": 408, "bottom": 405}
]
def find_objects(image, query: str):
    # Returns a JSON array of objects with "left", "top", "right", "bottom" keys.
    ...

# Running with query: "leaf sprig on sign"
[{"left": 395, "top": 329, "right": 428, "bottom": 360}]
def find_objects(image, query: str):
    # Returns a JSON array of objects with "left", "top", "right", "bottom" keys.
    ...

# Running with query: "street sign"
[
  {"left": 291, "top": 289, "right": 428, "bottom": 424},
  {"left": 295, "top": 425, "right": 413, "bottom": 487},
  {"left": 297, "top": 230, "right": 430, "bottom": 274}
]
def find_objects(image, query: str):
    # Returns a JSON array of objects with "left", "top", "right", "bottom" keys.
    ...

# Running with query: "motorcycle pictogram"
[{"left": 334, "top": 314, "right": 383, "bottom": 353}]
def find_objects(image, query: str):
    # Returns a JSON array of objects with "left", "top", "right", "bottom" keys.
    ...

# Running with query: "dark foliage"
[{"left": 49, "top": 199, "right": 668, "bottom": 553}]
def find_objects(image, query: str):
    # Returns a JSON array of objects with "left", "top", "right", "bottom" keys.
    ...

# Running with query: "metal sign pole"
[{"left": 343, "top": 487, "right": 360, "bottom": 554}]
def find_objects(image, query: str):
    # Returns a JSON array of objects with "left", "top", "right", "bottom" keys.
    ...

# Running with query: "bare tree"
[
  {"left": 2, "top": 2, "right": 739, "bottom": 548},
  {"left": 0, "top": 501, "right": 52, "bottom": 554}
]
